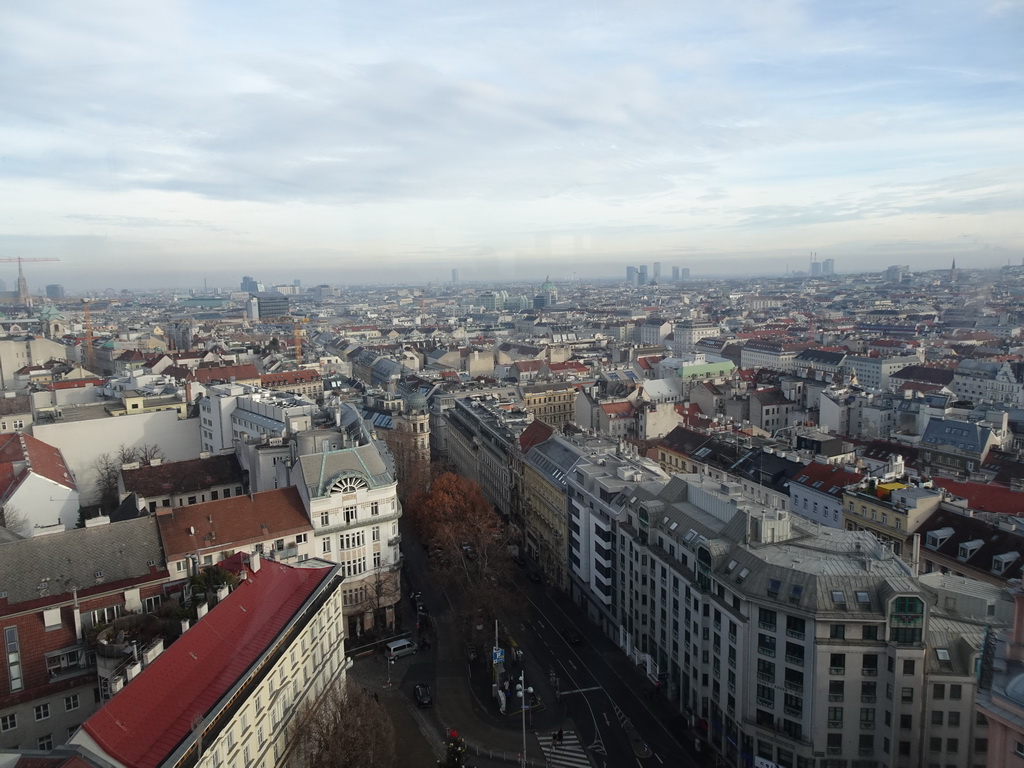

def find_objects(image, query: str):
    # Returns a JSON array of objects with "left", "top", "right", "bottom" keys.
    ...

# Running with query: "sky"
[{"left": 0, "top": 0, "right": 1022, "bottom": 290}]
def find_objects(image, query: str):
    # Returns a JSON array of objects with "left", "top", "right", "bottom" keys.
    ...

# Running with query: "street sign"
[{"left": 492, "top": 647, "right": 505, "bottom": 665}]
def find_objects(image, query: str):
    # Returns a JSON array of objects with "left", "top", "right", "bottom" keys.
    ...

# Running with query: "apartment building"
[
  {"left": 789, "top": 461, "right": 864, "bottom": 529},
  {"left": 71, "top": 556, "right": 348, "bottom": 768},
  {"left": 292, "top": 443, "right": 403, "bottom": 638},
  {"left": 118, "top": 453, "right": 245, "bottom": 513},
  {"left": 614, "top": 474, "right": 986, "bottom": 768},
  {"left": 0, "top": 517, "right": 171, "bottom": 751},
  {"left": 198, "top": 383, "right": 316, "bottom": 455},
  {"left": 842, "top": 482, "right": 947, "bottom": 558}
]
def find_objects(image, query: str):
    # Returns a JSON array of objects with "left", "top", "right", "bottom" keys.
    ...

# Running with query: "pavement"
[{"left": 348, "top": 541, "right": 582, "bottom": 768}]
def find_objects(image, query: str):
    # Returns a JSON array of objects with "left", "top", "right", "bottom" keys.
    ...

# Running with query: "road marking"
[
  {"left": 540, "top": 730, "right": 594, "bottom": 768},
  {"left": 603, "top": 712, "right": 610, "bottom": 725},
  {"left": 655, "top": 754, "right": 663, "bottom": 763},
  {"left": 568, "top": 658, "right": 578, "bottom": 670}
]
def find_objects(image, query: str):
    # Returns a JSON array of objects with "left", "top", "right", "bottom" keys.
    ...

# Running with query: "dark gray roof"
[
  {"left": 0, "top": 516, "right": 164, "bottom": 605},
  {"left": 920, "top": 418, "right": 992, "bottom": 456}
]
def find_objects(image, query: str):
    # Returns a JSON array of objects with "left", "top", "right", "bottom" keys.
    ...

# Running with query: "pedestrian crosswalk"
[{"left": 538, "top": 730, "right": 593, "bottom": 768}]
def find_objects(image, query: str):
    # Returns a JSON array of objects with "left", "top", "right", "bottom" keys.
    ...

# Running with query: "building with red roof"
[
  {"left": 0, "top": 432, "right": 79, "bottom": 535},
  {"left": 71, "top": 556, "right": 346, "bottom": 768},
  {"left": 259, "top": 368, "right": 323, "bottom": 399}
]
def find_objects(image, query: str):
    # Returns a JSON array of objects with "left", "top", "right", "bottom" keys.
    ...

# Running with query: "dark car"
[
  {"left": 561, "top": 628, "right": 582, "bottom": 645},
  {"left": 413, "top": 683, "right": 433, "bottom": 708}
]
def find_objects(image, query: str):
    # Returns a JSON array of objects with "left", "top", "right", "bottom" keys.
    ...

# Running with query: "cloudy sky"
[{"left": 1, "top": 0, "right": 1021, "bottom": 290}]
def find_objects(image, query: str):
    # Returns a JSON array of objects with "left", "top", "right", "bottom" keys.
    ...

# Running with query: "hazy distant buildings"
[
  {"left": 246, "top": 291, "right": 289, "bottom": 320},
  {"left": 45, "top": 284, "right": 64, "bottom": 298},
  {"left": 811, "top": 261, "right": 822, "bottom": 277},
  {"left": 680, "top": 267, "right": 690, "bottom": 280},
  {"left": 626, "top": 266, "right": 637, "bottom": 284},
  {"left": 653, "top": 261, "right": 661, "bottom": 280},
  {"left": 240, "top": 275, "right": 262, "bottom": 293},
  {"left": 451, "top": 268, "right": 459, "bottom": 284},
  {"left": 822, "top": 258, "right": 835, "bottom": 275},
  {"left": 885, "top": 264, "right": 909, "bottom": 283},
  {"left": 672, "top": 266, "right": 679, "bottom": 281},
  {"left": 638, "top": 265, "right": 648, "bottom": 285}
]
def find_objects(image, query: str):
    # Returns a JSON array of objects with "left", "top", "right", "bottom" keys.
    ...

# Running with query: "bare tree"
[
  {"left": 90, "top": 452, "right": 121, "bottom": 513},
  {"left": 117, "top": 444, "right": 138, "bottom": 467},
  {"left": 288, "top": 678, "right": 397, "bottom": 768},
  {"left": 0, "top": 504, "right": 30, "bottom": 537},
  {"left": 357, "top": 564, "right": 402, "bottom": 634},
  {"left": 137, "top": 443, "right": 166, "bottom": 463}
]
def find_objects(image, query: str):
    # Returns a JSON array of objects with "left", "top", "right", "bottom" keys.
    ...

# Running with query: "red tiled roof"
[
  {"left": 519, "top": 420, "right": 555, "bottom": 453},
  {"left": 931, "top": 479, "right": 1024, "bottom": 515},
  {"left": 80, "top": 560, "right": 334, "bottom": 768},
  {"left": 791, "top": 462, "right": 863, "bottom": 497},
  {"left": 45, "top": 377, "right": 106, "bottom": 391},
  {"left": 190, "top": 364, "right": 260, "bottom": 384},
  {"left": 601, "top": 401, "right": 634, "bottom": 417},
  {"left": 512, "top": 360, "right": 544, "bottom": 372},
  {"left": 0, "top": 432, "right": 77, "bottom": 498},
  {"left": 122, "top": 455, "right": 243, "bottom": 497},
  {"left": 156, "top": 487, "right": 311, "bottom": 558},
  {"left": 260, "top": 369, "right": 322, "bottom": 386}
]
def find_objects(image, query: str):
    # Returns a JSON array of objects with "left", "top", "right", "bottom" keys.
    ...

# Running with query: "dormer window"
[
  {"left": 925, "top": 527, "right": 954, "bottom": 550},
  {"left": 957, "top": 539, "right": 983, "bottom": 562},
  {"left": 993, "top": 552, "right": 1020, "bottom": 574}
]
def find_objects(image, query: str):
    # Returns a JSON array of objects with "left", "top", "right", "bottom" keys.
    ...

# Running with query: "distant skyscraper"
[
  {"left": 293, "top": 279, "right": 301, "bottom": 288},
  {"left": 45, "top": 284, "right": 64, "bottom": 298},
  {"left": 451, "top": 268, "right": 459, "bottom": 285},
  {"left": 680, "top": 267, "right": 690, "bottom": 280},
  {"left": 671, "top": 266, "right": 680, "bottom": 282},
  {"left": 626, "top": 266, "right": 637, "bottom": 284},
  {"left": 241, "top": 275, "right": 260, "bottom": 293},
  {"left": 653, "top": 262, "right": 661, "bottom": 280},
  {"left": 638, "top": 265, "right": 648, "bottom": 285},
  {"left": 885, "top": 265, "right": 909, "bottom": 283},
  {"left": 822, "top": 258, "right": 835, "bottom": 275},
  {"left": 810, "top": 261, "right": 822, "bottom": 277}
]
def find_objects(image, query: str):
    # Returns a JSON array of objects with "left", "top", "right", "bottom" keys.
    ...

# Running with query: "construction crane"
[{"left": 0, "top": 257, "right": 61, "bottom": 306}]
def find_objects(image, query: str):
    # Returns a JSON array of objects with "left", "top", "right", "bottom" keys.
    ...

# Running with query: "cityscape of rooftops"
[{"left": 1, "top": 2, "right": 1023, "bottom": 768}]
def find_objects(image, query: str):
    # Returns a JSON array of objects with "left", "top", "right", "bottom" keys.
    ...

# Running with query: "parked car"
[{"left": 413, "top": 683, "right": 433, "bottom": 708}]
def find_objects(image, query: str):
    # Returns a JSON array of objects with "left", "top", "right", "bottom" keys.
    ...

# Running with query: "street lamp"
[{"left": 516, "top": 673, "right": 533, "bottom": 768}]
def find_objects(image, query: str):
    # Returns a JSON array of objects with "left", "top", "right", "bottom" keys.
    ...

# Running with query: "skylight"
[
  {"left": 767, "top": 578, "right": 781, "bottom": 598},
  {"left": 725, "top": 560, "right": 738, "bottom": 574},
  {"left": 855, "top": 591, "right": 871, "bottom": 607},
  {"left": 831, "top": 590, "right": 847, "bottom": 605}
]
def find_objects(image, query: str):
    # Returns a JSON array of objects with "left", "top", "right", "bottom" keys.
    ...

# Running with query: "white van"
[{"left": 385, "top": 638, "right": 418, "bottom": 660}]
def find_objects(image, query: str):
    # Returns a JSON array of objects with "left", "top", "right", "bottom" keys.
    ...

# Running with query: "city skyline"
[{"left": 1, "top": 0, "right": 1021, "bottom": 289}]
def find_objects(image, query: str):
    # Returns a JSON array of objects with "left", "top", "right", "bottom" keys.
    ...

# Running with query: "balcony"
[
  {"left": 758, "top": 646, "right": 776, "bottom": 658},
  {"left": 860, "top": 722, "right": 875, "bottom": 730},
  {"left": 861, "top": 667, "right": 877, "bottom": 677},
  {"left": 784, "top": 681, "right": 803, "bottom": 694},
  {"left": 828, "top": 694, "right": 844, "bottom": 702},
  {"left": 859, "top": 748, "right": 874, "bottom": 757},
  {"left": 784, "top": 705, "right": 802, "bottom": 717},
  {"left": 829, "top": 666, "right": 845, "bottom": 675},
  {"left": 828, "top": 720, "right": 843, "bottom": 729},
  {"left": 267, "top": 544, "right": 298, "bottom": 561},
  {"left": 387, "top": 534, "right": 402, "bottom": 547},
  {"left": 785, "top": 629, "right": 805, "bottom": 640},
  {"left": 758, "top": 621, "right": 777, "bottom": 631},
  {"left": 861, "top": 695, "right": 876, "bottom": 703},
  {"left": 785, "top": 654, "right": 804, "bottom": 666},
  {"left": 756, "top": 696, "right": 774, "bottom": 708},
  {"left": 757, "top": 673, "right": 774, "bottom": 685}
]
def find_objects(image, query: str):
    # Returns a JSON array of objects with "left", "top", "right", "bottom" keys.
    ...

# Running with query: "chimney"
[{"left": 250, "top": 551, "right": 261, "bottom": 572}]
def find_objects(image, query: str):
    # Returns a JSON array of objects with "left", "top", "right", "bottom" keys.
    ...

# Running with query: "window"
[
  {"left": 34, "top": 703, "right": 50, "bottom": 721},
  {"left": 831, "top": 590, "right": 847, "bottom": 607},
  {"left": 371, "top": 501, "right": 380, "bottom": 516},
  {"left": 0, "top": 713, "right": 15, "bottom": 732},
  {"left": 372, "top": 526, "right": 380, "bottom": 542},
  {"left": 828, "top": 707, "right": 843, "bottom": 727},
  {"left": 900, "top": 714, "right": 913, "bottom": 730},
  {"left": 373, "top": 551, "right": 381, "bottom": 567},
  {"left": 901, "top": 687, "right": 914, "bottom": 702},
  {"left": 903, "top": 660, "right": 915, "bottom": 675},
  {"left": 949, "top": 684, "right": 962, "bottom": 700},
  {"left": 933, "top": 683, "right": 945, "bottom": 700},
  {"left": 948, "top": 711, "right": 960, "bottom": 727},
  {"left": 931, "top": 711, "right": 943, "bottom": 726},
  {"left": 322, "top": 538, "right": 331, "bottom": 554},
  {"left": 946, "top": 738, "right": 958, "bottom": 753},
  {"left": 64, "top": 694, "right": 80, "bottom": 711},
  {"left": 929, "top": 737, "right": 942, "bottom": 752},
  {"left": 830, "top": 653, "right": 846, "bottom": 674},
  {"left": 899, "top": 741, "right": 911, "bottom": 756},
  {"left": 863, "top": 625, "right": 879, "bottom": 640},
  {"left": 3, "top": 626, "right": 29, "bottom": 697},
  {"left": 38, "top": 734, "right": 53, "bottom": 751},
  {"left": 830, "top": 624, "right": 846, "bottom": 640},
  {"left": 320, "top": 510, "right": 329, "bottom": 526},
  {"left": 296, "top": 533, "right": 307, "bottom": 544},
  {"left": 829, "top": 680, "right": 845, "bottom": 701},
  {"left": 344, "top": 506, "right": 357, "bottom": 524}
]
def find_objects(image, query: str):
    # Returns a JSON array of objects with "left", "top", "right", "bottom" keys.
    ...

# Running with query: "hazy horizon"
[{"left": 1, "top": 0, "right": 1021, "bottom": 290}]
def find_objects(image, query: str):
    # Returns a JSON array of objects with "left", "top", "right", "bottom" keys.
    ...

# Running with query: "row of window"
[{"left": 0, "top": 694, "right": 80, "bottom": 733}]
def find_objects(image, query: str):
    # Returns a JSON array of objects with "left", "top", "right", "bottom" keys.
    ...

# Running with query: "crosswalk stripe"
[{"left": 538, "top": 731, "right": 593, "bottom": 768}]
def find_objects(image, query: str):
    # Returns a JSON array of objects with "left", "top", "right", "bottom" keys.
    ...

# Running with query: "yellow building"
[
  {"left": 520, "top": 433, "right": 585, "bottom": 589},
  {"left": 842, "top": 481, "right": 943, "bottom": 557},
  {"left": 519, "top": 382, "right": 578, "bottom": 429}
]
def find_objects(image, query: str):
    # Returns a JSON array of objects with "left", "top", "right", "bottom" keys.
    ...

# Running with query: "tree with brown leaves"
[{"left": 287, "top": 678, "right": 397, "bottom": 768}]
